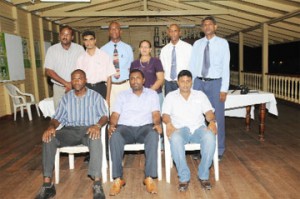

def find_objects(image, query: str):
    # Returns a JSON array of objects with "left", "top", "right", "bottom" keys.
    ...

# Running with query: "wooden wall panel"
[
  {"left": 32, "top": 15, "right": 40, "bottom": 41},
  {"left": 17, "top": 9, "right": 29, "bottom": 38},
  {"left": 0, "top": 1, "right": 14, "bottom": 20}
]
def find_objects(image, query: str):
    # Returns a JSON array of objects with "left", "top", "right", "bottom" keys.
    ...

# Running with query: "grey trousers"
[
  {"left": 110, "top": 124, "right": 159, "bottom": 179},
  {"left": 42, "top": 126, "right": 102, "bottom": 179}
]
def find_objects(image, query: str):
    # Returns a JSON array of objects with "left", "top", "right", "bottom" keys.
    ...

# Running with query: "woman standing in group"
[{"left": 130, "top": 40, "right": 164, "bottom": 105}]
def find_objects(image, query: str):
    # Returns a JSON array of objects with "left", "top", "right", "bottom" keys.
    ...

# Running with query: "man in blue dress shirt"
[
  {"left": 190, "top": 16, "right": 230, "bottom": 160},
  {"left": 108, "top": 69, "right": 162, "bottom": 196},
  {"left": 100, "top": 22, "right": 134, "bottom": 108}
]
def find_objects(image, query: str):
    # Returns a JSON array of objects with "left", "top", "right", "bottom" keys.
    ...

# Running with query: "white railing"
[
  {"left": 230, "top": 70, "right": 300, "bottom": 104},
  {"left": 267, "top": 74, "right": 300, "bottom": 104}
]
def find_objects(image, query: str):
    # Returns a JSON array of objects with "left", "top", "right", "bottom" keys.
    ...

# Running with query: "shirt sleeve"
[
  {"left": 161, "top": 94, "right": 172, "bottom": 115},
  {"left": 44, "top": 47, "right": 54, "bottom": 70},
  {"left": 200, "top": 92, "right": 214, "bottom": 114},
  {"left": 150, "top": 91, "right": 160, "bottom": 112},
  {"left": 220, "top": 40, "right": 230, "bottom": 92},
  {"left": 154, "top": 58, "right": 164, "bottom": 72}
]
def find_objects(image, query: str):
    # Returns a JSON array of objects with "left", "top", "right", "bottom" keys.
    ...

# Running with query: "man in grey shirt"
[{"left": 44, "top": 25, "right": 84, "bottom": 109}]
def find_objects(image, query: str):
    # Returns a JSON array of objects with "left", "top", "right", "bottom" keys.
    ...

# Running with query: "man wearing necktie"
[
  {"left": 160, "top": 24, "right": 192, "bottom": 96},
  {"left": 101, "top": 22, "right": 134, "bottom": 108},
  {"left": 189, "top": 16, "right": 230, "bottom": 163}
]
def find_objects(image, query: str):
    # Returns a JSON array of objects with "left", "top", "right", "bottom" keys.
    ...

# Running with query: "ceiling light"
[{"left": 40, "top": 0, "right": 90, "bottom": 2}]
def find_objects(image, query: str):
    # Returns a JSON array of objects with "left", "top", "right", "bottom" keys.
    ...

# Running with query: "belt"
[
  {"left": 197, "top": 77, "right": 221, "bottom": 81},
  {"left": 87, "top": 81, "right": 105, "bottom": 87},
  {"left": 112, "top": 79, "right": 129, "bottom": 85}
]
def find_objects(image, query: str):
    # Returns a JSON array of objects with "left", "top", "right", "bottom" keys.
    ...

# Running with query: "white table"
[
  {"left": 39, "top": 97, "right": 55, "bottom": 118},
  {"left": 225, "top": 90, "right": 278, "bottom": 141}
]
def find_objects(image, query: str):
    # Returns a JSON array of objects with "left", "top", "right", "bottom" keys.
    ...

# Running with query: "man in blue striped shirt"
[{"left": 35, "top": 69, "right": 108, "bottom": 199}]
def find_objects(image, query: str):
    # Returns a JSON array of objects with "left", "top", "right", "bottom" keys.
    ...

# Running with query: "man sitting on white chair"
[
  {"left": 35, "top": 69, "right": 108, "bottom": 199},
  {"left": 108, "top": 69, "right": 162, "bottom": 196},
  {"left": 162, "top": 70, "right": 217, "bottom": 191}
]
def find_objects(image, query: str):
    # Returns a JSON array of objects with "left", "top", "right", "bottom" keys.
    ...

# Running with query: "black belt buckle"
[
  {"left": 197, "top": 77, "right": 220, "bottom": 82},
  {"left": 88, "top": 82, "right": 105, "bottom": 87}
]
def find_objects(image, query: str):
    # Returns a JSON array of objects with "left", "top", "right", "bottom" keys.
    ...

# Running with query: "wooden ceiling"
[{"left": 8, "top": 0, "right": 300, "bottom": 47}]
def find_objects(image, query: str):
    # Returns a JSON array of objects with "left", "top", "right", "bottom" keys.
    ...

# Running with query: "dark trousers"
[
  {"left": 164, "top": 80, "right": 178, "bottom": 96},
  {"left": 193, "top": 78, "right": 225, "bottom": 155},
  {"left": 110, "top": 124, "right": 159, "bottom": 179},
  {"left": 42, "top": 126, "right": 103, "bottom": 178},
  {"left": 86, "top": 82, "right": 107, "bottom": 99}
]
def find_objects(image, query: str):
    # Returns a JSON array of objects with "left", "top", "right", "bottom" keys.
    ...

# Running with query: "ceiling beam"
[
  {"left": 41, "top": 9, "right": 229, "bottom": 17},
  {"left": 225, "top": 9, "right": 300, "bottom": 39}
]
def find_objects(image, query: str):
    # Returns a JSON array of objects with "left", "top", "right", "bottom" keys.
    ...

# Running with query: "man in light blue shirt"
[
  {"left": 190, "top": 16, "right": 230, "bottom": 160},
  {"left": 100, "top": 22, "right": 134, "bottom": 108},
  {"left": 108, "top": 69, "right": 162, "bottom": 196}
]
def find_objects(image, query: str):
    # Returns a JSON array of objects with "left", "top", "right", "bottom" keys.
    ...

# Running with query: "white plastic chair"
[
  {"left": 163, "top": 123, "right": 219, "bottom": 183},
  {"left": 109, "top": 134, "right": 162, "bottom": 182},
  {"left": 54, "top": 124, "right": 108, "bottom": 184},
  {"left": 4, "top": 83, "right": 40, "bottom": 121}
]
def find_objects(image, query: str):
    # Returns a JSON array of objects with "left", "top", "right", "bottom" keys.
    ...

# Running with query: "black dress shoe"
[
  {"left": 93, "top": 182, "right": 106, "bottom": 199},
  {"left": 178, "top": 182, "right": 189, "bottom": 192},
  {"left": 35, "top": 183, "right": 56, "bottom": 199},
  {"left": 199, "top": 179, "right": 212, "bottom": 190},
  {"left": 218, "top": 155, "right": 223, "bottom": 162},
  {"left": 84, "top": 154, "right": 90, "bottom": 163}
]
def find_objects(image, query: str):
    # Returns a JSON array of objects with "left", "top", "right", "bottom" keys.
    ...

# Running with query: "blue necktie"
[
  {"left": 170, "top": 46, "right": 177, "bottom": 80},
  {"left": 113, "top": 44, "right": 120, "bottom": 79},
  {"left": 201, "top": 41, "right": 210, "bottom": 77}
]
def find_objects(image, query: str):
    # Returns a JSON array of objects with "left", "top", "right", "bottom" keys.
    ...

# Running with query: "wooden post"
[
  {"left": 239, "top": 32, "right": 244, "bottom": 85},
  {"left": 39, "top": 18, "right": 49, "bottom": 98},
  {"left": 262, "top": 23, "right": 268, "bottom": 91},
  {"left": 27, "top": 13, "right": 40, "bottom": 101}
]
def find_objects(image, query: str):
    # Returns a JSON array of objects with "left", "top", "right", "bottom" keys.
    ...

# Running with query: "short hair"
[
  {"left": 178, "top": 70, "right": 192, "bottom": 80},
  {"left": 130, "top": 68, "right": 145, "bottom": 79},
  {"left": 202, "top": 16, "right": 217, "bottom": 26},
  {"left": 71, "top": 69, "right": 86, "bottom": 78},
  {"left": 168, "top": 24, "right": 181, "bottom": 32},
  {"left": 108, "top": 21, "right": 121, "bottom": 30},
  {"left": 60, "top": 25, "right": 74, "bottom": 36},
  {"left": 139, "top": 40, "right": 152, "bottom": 48},
  {"left": 82, "top": 30, "right": 96, "bottom": 39}
]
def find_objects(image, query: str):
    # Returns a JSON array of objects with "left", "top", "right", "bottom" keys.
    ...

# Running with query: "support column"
[
  {"left": 27, "top": 13, "right": 40, "bottom": 101},
  {"left": 262, "top": 23, "right": 269, "bottom": 91},
  {"left": 39, "top": 18, "right": 49, "bottom": 98},
  {"left": 239, "top": 32, "right": 244, "bottom": 85}
]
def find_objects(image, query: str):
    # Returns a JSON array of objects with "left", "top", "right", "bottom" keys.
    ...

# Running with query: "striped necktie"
[{"left": 113, "top": 44, "right": 120, "bottom": 79}]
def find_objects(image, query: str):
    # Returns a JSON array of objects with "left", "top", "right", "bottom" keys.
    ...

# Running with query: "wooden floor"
[{"left": 0, "top": 101, "right": 299, "bottom": 199}]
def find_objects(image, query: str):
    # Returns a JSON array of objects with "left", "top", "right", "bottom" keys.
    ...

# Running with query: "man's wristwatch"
[{"left": 95, "top": 123, "right": 102, "bottom": 129}]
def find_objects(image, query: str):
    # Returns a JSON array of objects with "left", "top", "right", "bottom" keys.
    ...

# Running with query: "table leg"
[
  {"left": 259, "top": 103, "right": 266, "bottom": 141},
  {"left": 245, "top": 105, "right": 251, "bottom": 131}
]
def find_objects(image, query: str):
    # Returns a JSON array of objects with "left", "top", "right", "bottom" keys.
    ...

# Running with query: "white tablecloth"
[
  {"left": 225, "top": 90, "right": 278, "bottom": 119},
  {"left": 39, "top": 97, "right": 55, "bottom": 118}
]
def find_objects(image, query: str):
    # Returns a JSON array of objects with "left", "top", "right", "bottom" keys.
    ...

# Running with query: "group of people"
[{"left": 35, "top": 15, "right": 230, "bottom": 199}]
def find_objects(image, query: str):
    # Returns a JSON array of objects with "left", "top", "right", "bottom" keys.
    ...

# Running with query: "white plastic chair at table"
[
  {"left": 4, "top": 83, "right": 40, "bottom": 121},
  {"left": 109, "top": 133, "right": 162, "bottom": 182},
  {"left": 163, "top": 123, "right": 219, "bottom": 183}
]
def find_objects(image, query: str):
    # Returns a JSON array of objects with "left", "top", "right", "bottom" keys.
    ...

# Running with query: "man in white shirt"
[
  {"left": 44, "top": 25, "right": 85, "bottom": 109},
  {"left": 162, "top": 70, "right": 217, "bottom": 191},
  {"left": 160, "top": 24, "right": 192, "bottom": 96}
]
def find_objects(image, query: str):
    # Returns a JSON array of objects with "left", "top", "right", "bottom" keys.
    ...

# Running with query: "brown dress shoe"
[
  {"left": 109, "top": 178, "right": 126, "bottom": 196},
  {"left": 143, "top": 177, "right": 157, "bottom": 194}
]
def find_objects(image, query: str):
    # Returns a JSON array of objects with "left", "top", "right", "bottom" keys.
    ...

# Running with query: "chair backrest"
[{"left": 4, "top": 83, "right": 22, "bottom": 105}]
